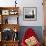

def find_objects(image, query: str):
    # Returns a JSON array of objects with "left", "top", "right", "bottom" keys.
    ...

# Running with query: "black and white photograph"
[{"left": 23, "top": 7, "right": 37, "bottom": 21}]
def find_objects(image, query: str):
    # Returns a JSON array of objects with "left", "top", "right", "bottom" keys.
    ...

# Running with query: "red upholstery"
[{"left": 21, "top": 28, "right": 41, "bottom": 46}]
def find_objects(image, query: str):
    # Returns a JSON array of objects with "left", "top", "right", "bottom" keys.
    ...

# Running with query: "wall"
[
  {"left": 0, "top": 0, "right": 44, "bottom": 26},
  {"left": 18, "top": 0, "right": 44, "bottom": 26}
]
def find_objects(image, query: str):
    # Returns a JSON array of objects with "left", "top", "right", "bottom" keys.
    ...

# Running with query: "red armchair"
[{"left": 21, "top": 28, "right": 41, "bottom": 46}]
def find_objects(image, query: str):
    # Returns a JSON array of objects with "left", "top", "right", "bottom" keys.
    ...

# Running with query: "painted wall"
[
  {"left": 0, "top": 0, "right": 44, "bottom": 26},
  {"left": 18, "top": 0, "right": 44, "bottom": 26}
]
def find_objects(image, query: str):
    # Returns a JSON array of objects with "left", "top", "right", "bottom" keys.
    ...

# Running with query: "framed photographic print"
[
  {"left": 9, "top": 10, "right": 17, "bottom": 15},
  {"left": 2, "top": 10, "right": 9, "bottom": 15},
  {"left": 23, "top": 7, "right": 37, "bottom": 21}
]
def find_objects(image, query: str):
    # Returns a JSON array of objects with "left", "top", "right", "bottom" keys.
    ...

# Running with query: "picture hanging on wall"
[{"left": 23, "top": 7, "right": 37, "bottom": 21}]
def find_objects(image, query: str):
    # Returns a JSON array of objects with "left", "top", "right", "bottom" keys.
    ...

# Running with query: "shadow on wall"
[{"left": 18, "top": 26, "right": 43, "bottom": 44}]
